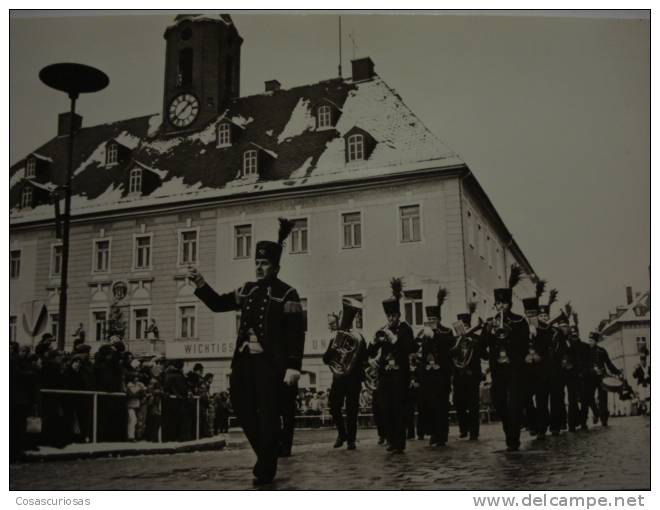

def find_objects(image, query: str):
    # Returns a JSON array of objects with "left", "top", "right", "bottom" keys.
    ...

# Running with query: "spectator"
[
  {"left": 162, "top": 360, "right": 189, "bottom": 442},
  {"left": 145, "top": 364, "right": 164, "bottom": 442},
  {"left": 10, "top": 343, "right": 40, "bottom": 462},
  {"left": 145, "top": 319, "right": 160, "bottom": 340},
  {"left": 126, "top": 372, "right": 147, "bottom": 442}
]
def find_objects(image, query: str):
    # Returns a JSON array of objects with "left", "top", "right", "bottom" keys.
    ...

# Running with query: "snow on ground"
[{"left": 277, "top": 98, "right": 314, "bottom": 143}]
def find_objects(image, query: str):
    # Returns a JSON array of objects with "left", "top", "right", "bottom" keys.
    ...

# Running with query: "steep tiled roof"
[
  {"left": 9, "top": 75, "right": 463, "bottom": 225},
  {"left": 600, "top": 291, "right": 650, "bottom": 335}
]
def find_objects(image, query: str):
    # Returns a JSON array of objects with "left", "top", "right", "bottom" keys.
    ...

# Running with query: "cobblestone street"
[{"left": 10, "top": 416, "right": 650, "bottom": 491}]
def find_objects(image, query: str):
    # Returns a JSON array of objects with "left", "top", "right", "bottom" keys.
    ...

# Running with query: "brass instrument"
[
  {"left": 493, "top": 309, "right": 511, "bottom": 341},
  {"left": 325, "top": 297, "right": 363, "bottom": 378},
  {"left": 364, "top": 324, "right": 389, "bottom": 391},
  {"left": 451, "top": 318, "right": 484, "bottom": 370}
]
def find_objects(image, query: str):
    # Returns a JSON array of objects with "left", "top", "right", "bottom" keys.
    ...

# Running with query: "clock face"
[{"left": 168, "top": 93, "right": 200, "bottom": 128}]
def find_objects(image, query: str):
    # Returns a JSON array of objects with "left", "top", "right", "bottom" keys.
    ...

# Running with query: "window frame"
[
  {"left": 21, "top": 187, "right": 33, "bottom": 208},
  {"left": 289, "top": 217, "right": 309, "bottom": 255},
  {"left": 25, "top": 158, "right": 36, "bottom": 178},
  {"left": 106, "top": 143, "right": 119, "bottom": 166},
  {"left": 10, "top": 250, "right": 21, "bottom": 280},
  {"left": 217, "top": 123, "right": 232, "bottom": 147},
  {"left": 317, "top": 105, "right": 333, "bottom": 129},
  {"left": 130, "top": 306, "right": 151, "bottom": 341},
  {"left": 177, "top": 227, "right": 200, "bottom": 267},
  {"left": 49, "top": 313, "right": 59, "bottom": 339},
  {"left": 177, "top": 304, "right": 198, "bottom": 340},
  {"left": 129, "top": 167, "right": 143, "bottom": 194},
  {"left": 233, "top": 223, "right": 253, "bottom": 260},
  {"left": 341, "top": 293, "right": 365, "bottom": 331},
  {"left": 403, "top": 290, "right": 424, "bottom": 328},
  {"left": 242, "top": 150, "right": 258, "bottom": 177},
  {"left": 347, "top": 134, "right": 365, "bottom": 162},
  {"left": 90, "top": 308, "right": 110, "bottom": 343},
  {"left": 398, "top": 203, "right": 423, "bottom": 244},
  {"left": 91, "top": 237, "right": 112, "bottom": 274},
  {"left": 132, "top": 233, "right": 154, "bottom": 271},
  {"left": 340, "top": 211, "right": 363, "bottom": 250},
  {"left": 50, "top": 243, "right": 63, "bottom": 278}
]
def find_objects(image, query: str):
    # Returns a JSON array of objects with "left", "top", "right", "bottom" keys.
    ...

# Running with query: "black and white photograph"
[{"left": 7, "top": 8, "right": 651, "bottom": 494}]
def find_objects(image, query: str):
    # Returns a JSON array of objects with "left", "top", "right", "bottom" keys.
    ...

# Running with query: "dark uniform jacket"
[
  {"left": 585, "top": 345, "right": 620, "bottom": 377},
  {"left": 525, "top": 323, "right": 554, "bottom": 379},
  {"left": 482, "top": 311, "right": 530, "bottom": 376},
  {"left": 195, "top": 278, "right": 305, "bottom": 372},
  {"left": 368, "top": 321, "right": 416, "bottom": 377},
  {"left": 420, "top": 326, "right": 454, "bottom": 383}
]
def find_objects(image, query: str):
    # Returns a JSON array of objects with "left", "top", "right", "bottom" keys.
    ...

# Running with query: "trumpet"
[{"left": 493, "top": 309, "right": 511, "bottom": 341}]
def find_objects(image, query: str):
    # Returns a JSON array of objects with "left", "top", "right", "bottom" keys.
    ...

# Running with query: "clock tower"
[{"left": 162, "top": 14, "right": 243, "bottom": 133}]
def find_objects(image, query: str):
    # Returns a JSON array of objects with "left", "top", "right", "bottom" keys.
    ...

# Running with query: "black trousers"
[
  {"left": 491, "top": 369, "right": 526, "bottom": 449},
  {"left": 230, "top": 354, "right": 282, "bottom": 480},
  {"left": 526, "top": 371, "right": 550, "bottom": 436},
  {"left": 420, "top": 373, "right": 451, "bottom": 444},
  {"left": 565, "top": 375, "right": 583, "bottom": 431},
  {"left": 279, "top": 382, "right": 298, "bottom": 452},
  {"left": 328, "top": 376, "right": 361, "bottom": 442},
  {"left": 582, "top": 376, "right": 609, "bottom": 426},
  {"left": 380, "top": 371, "right": 408, "bottom": 450},
  {"left": 405, "top": 388, "right": 425, "bottom": 439},
  {"left": 372, "top": 388, "right": 386, "bottom": 439},
  {"left": 549, "top": 373, "right": 567, "bottom": 433},
  {"left": 453, "top": 373, "right": 481, "bottom": 438}
]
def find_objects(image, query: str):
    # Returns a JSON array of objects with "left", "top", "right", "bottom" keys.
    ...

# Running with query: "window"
[
  {"left": 10, "top": 250, "right": 20, "bottom": 279},
  {"left": 129, "top": 168, "right": 142, "bottom": 194},
  {"left": 317, "top": 105, "right": 332, "bottom": 129},
  {"left": 637, "top": 337, "right": 648, "bottom": 354},
  {"left": 93, "top": 311, "right": 107, "bottom": 342},
  {"left": 133, "top": 308, "right": 149, "bottom": 340},
  {"left": 347, "top": 134, "right": 364, "bottom": 162},
  {"left": 242, "top": 150, "right": 258, "bottom": 177},
  {"left": 404, "top": 290, "right": 424, "bottom": 327},
  {"left": 467, "top": 211, "right": 475, "bottom": 248},
  {"left": 9, "top": 316, "right": 17, "bottom": 343},
  {"left": 218, "top": 124, "right": 231, "bottom": 147},
  {"left": 93, "top": 240, "right": 110, "bottom": 273},
  {"left": 400, "top": 205, "right": 421, "bottom": 243},
  {"left": 106, "top": 144, "right": 118, "bottom": 165},
  {"left": 51, "top": 244, "right": 63, "bottom": 277},
  {"left": 343, "top": 294, "right": 363, "bottom": 330},
  {"left": 179, "top": 306, "right": 196, "bottom": 339},
  {"left": 134, "top": 235, "right": 152, "bottom": 269},
  {"left": 21, "top": 187, "right": 33, "bottom": 208},
  {"left": 342, "top": 212, "right": 362, "bottom": 249},
  {"left": 26, "top": 159, "right": 36, "bottom": 178},
  {"left": 234, "top": 225, "right": 252, "bottom": 259},
  {"left": 179, "top": 230, "right": 198, "bottom": 265},
  {"left": 50, "top": 314, "right": 59, "bottom": 339},
  {"left": 290, "top": 219, "right": 308, "bottom": 254}
]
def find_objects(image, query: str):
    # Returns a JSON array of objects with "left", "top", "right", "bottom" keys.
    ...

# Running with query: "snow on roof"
[
  {"left": 113, "top": 131, "right": 141, "bottom": 150},
  {"left": 601, "top": 291, "right": 650, "bottom": 334},
  {"left": 133, "top": 160, "right": 168, "bottom": 179},
  {"left": 9, "top": 167, "right": 24, "bottom": 187},
  {"left": 31, "top": 152, "right": 53, "bottom": 163},
  {"left": 277, "top": 98, "right": 315, "bottom": 143},
  {"left": 27, "top": 179, "right": 56, "bottom": 192},
  {"left": 230, "top": 114, "right": 254, "bottom": 128},
  {"left": 147, "top": 114, "right": 161, "bottom": 137},
  {"left": 249, "top": 142, "right": 278, "bottom": 159}
]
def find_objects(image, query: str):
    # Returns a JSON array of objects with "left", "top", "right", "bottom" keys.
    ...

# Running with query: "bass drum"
[{"left": 601, "top": 376, "right": 623, "bottom": 393}]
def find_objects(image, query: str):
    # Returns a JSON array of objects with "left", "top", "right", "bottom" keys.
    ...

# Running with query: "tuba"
[
  {"left": 363, "top": 325, "right": 389, "bottom": 391},
  {"left": 451, "top": 318, "right": 484, "bottom": 370},
  {"left": 325, "top": 298, "right": 363, "bottom": 378}
]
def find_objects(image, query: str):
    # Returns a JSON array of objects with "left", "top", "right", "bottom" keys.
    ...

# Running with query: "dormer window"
[
  {"left": 317, "top": 105, "right": 332, "bottom": 129},
  {"left": 106, "top": 143, "right": 119, "bottom": 165},
  {"left": 242, "top": 150, "right": 258, "bottom": 177},
  {"left": 347, "top": 134, "right": 365, "bottom": 161},
  {"left": 129, "top": 168, "right": 142, "bottom": 194},
  {"left": 218, "top": 123, "right": 231, "bottom": 147},
  {"left": 21, "top": 187, "right": 33, "bottom": 208},
  {"left": 25, "top": 158, "right": 36, "bottom": 178}
]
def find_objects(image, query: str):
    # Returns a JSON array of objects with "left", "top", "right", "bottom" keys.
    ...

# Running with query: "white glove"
[
  {"left": 283, "top": 369, "right": 301, "bottom": 386},
  {"left": 384, "top": 329, "right": 398, "bottom": 344}
]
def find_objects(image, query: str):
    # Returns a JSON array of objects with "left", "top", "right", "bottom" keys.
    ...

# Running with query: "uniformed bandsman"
[
  {"left": 481, "top": 264, "right": 530, "bottom": 451},
  {"left": 582, "top": 331, "right": 622, "bottom": 428},
  {"left": 190, "top": 218, "right": 304, "bottom": 486},
  {"left": 561, "top": 310, "right": 589, "bottom": 432},
  {"left": 368, "top": 277, "right": 416, "bottom": 454}
]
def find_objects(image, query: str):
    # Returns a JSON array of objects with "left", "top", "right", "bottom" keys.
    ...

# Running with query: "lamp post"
[{"left": 39, "top": 63, "right": 109, "bottom": 351}]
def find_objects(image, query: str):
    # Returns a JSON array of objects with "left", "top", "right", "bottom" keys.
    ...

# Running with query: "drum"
[{"left": 601, "top": 376, "right": 623, "bottom": 393}]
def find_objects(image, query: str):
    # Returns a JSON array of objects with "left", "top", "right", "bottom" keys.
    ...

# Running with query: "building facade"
[{"left": 9, "top": 14, "right": 536, "bottom": 393}]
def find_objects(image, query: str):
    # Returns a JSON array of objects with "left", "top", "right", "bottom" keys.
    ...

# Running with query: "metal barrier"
[{"left": 39, "top": 389, "right": 202, "bottom": 444}]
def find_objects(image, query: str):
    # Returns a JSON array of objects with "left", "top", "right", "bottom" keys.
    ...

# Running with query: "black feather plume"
[
  {"left": 390, "top": 277, "right": 404, "bottom": 301},
  {"left": 547, "top": 289, "right": 558, "bottom": 309},
  {"left": 535, "top": 279, "right": 547, "bottom": 299},
  {"left": 277, "top": 217, "right": 294, "bottom": 245},
  {"left": 572, "top": 312, "right": 579, "bottom": 327},
  {"left": 468, "top": 301, "right": 477, "bottom": 316},
  {"left": 437, "top": 287, "right": 448, "bottom": 308},
  {"left": 564, "top": 301, "right": 572, "bottom": 320},
  {"left": 508, "top": 263, "right": 522, "bottom": 289}
]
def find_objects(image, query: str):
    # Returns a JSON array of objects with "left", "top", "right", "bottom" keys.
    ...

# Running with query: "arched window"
[
  {"left": 347, "top": 134, "right": 365, "bottom": 162},
  {"left": 317, "top": 105, "right": 332, "bottom": 128},
  {"left": 218, "top": 123, "right": 231, "bottom": 147},
  {"left": 106, "top": 144, "right": 118, "bottom": 165},
  {"left": 21, "top": 187, "right": 32, "bottom": 208},
  {"left": 178, "top": 48, "right": 193, "bottom": 88},
  {"left": 243, "top": 150, "right": 258, "bottom": 177},
  {"left": 129, "top": 168, "right": 142, "bottom": 194}
]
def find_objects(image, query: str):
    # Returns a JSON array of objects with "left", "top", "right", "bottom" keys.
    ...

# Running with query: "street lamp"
[{"left": 39, "top": 63, "right": 109, "bottom": 351}]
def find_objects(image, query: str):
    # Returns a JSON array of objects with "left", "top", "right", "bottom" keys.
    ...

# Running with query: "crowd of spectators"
[{"left": 9, "top": 333, "right": 232, "bottom": 462}]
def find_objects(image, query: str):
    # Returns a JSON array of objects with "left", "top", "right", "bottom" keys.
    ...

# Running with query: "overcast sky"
[{"left": 9, "top": 11, "right": 650, "bottom": 333}]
